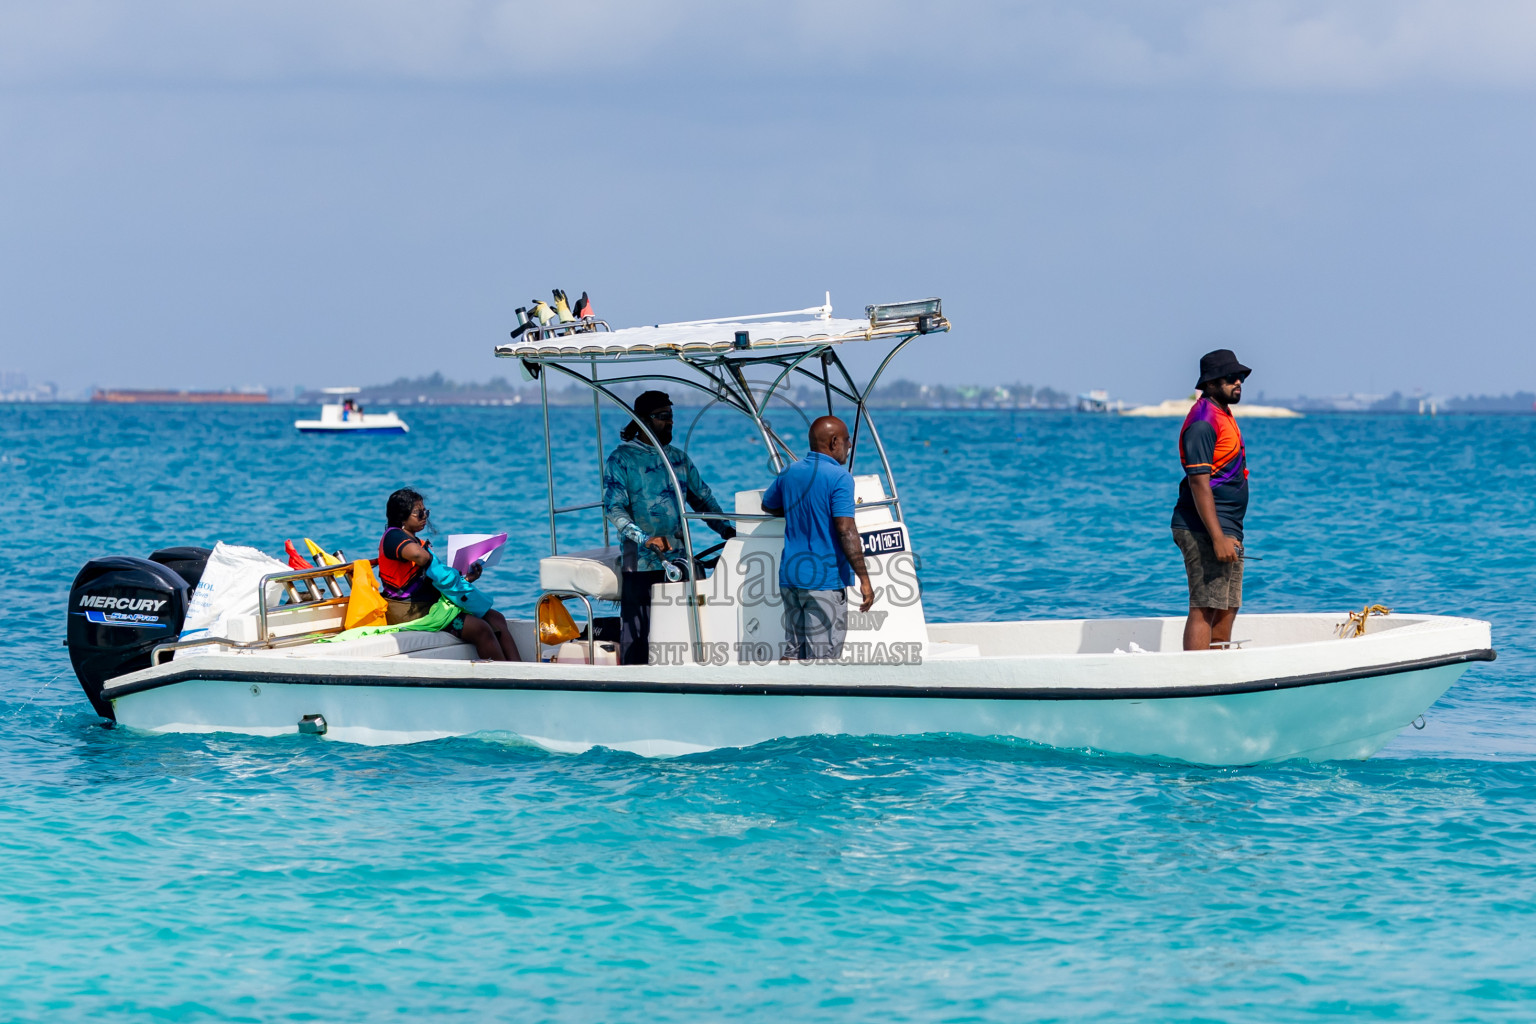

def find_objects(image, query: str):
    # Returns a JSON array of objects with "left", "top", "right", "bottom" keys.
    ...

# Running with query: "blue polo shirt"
[{"left": 760, "top": 451, "right": 857, "bottom": 591}]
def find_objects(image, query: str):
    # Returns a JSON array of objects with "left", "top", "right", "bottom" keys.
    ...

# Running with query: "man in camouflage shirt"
[{"left": 603, "top": 390, "right": 735, "bottom": 664}]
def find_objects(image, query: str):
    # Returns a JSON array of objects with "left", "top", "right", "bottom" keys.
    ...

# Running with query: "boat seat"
[
  {"left": 278, "top": 630, "right": 474, "bottom": 660},
  {"left": 539, "top": 546, "right": 621, "bottom": 601}
]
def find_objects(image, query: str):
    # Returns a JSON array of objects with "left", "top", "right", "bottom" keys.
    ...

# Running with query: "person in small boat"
[
  {"left": 1172, "top": 349, "right": 1250, "bottom": 652},
  {"left": 342, "top": 397, "right": 356, "bottom": 421},
  {"left": 603, "top": 391, "right": 735, "bottom": 665},
  {"left": 760, "top": 415, "right": 875, "bottom": 661},
  {"left": 378, "top": 488, "right": 519, "bottom": 661}
]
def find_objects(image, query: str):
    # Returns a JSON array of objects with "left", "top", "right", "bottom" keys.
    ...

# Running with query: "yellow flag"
[
  {"left": 304, "top": 538, "right": 343, "bottom": 566},
  {"left": 344, "top": 560, "right": 389, "bottom": 630}
]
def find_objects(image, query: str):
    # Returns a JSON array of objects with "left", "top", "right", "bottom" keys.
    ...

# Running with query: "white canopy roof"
[{"left": 496, "top": 316, "right": 929, "bottom": 362}]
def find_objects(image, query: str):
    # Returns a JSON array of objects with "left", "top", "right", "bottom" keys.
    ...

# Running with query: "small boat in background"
[
  {"left": 294, "top": 388, "right": 409, "bottom": 435},
  {"left": 1077, "top": 389, "right": 1127, "bottom": 413}
]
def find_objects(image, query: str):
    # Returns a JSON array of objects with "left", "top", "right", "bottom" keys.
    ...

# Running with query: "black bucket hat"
[
  {"left": 634, "top": 390, "right": 672, "bottom": 418},
  {"left": 1197, "top": 349, "right": 1252, "bottom": 387}
]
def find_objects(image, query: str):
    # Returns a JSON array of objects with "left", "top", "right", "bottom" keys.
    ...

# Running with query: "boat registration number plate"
[{"left": 859, "top": 526, "right": 906, "bottom": 556}]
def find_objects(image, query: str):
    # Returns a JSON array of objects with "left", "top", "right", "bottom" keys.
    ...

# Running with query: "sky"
[{"left": 1, "top": 0, "right": 1534, "bottom": 402}]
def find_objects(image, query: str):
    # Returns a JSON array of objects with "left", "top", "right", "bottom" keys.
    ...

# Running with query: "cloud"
[
  {"left": 1183, "top": 1, "right": 1536, "bottom": 88},
  {"left": 3, "top": 0, "right": 1536, "bottom": 89}
]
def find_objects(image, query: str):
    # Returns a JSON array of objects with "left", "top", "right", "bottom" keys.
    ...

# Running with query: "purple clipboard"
[{"left": 448, "top": 533, "right": 508, "bottom": 574}]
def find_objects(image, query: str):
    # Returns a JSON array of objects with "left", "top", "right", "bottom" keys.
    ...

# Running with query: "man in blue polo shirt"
[{"left": 760, "top": 416, "right": 876, "bottom": 661}]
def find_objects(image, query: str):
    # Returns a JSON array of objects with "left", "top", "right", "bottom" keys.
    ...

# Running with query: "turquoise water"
[{"left": 3, "top": 404, "right": 1535, "bottom": 1020}]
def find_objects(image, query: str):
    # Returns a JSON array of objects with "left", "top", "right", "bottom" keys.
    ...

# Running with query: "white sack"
[{"left": 178, "top": 542, "right": 290, "bottom": 654}]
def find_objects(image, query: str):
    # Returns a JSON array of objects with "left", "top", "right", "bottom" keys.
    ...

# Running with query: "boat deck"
[{"left": 238, "top": 611, "right": 1441, "bottom": 665}]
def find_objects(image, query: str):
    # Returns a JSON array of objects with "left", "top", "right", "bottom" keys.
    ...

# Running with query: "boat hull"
[
  {"left": 294, "top": 424, "right": 408, "bottom": 435},
  {"left": 293, "top": 406, "right": 410, "bottom": 434},
  {"left": 104, "top": 644, "right": 1488, "bottom": 764}
]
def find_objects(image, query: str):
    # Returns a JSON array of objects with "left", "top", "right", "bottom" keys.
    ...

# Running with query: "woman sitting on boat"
[{"left": 378, "top": 488, "right": 519, "bottom": 661}]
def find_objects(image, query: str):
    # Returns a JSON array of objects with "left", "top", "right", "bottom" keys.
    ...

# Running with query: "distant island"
[
  {"left": 296, "top": 375, "right": 1536, "bottom": 415},
  {"left": 293, "top": 374, "right": 1079, "bottom": 410},
  {"left": 1275, "top": 391, "right": 1536, "bottom": 414},
  {"left": 5, "top": 367, "right": 1535, "bottom": 414}
]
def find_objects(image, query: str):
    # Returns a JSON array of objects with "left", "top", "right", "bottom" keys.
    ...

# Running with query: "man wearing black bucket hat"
[
  {"left": 603, "top": 390, "right": 735, "bottom": 665},
  {"left": 1171, "top": 349, "right": 1251, "bottom": 651}
]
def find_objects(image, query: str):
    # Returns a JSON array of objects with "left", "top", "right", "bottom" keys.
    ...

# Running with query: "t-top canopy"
[{"left": 496, "top": 300, "right": 947, "bottom": 363}]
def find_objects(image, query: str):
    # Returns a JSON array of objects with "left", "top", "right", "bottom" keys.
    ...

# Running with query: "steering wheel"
[{"left": 692, "top": 539, "right": 729, "bottom": 565}]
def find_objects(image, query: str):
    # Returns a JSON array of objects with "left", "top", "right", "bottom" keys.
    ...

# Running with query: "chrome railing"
[
  {"left": 150, "top": 559, "right": 371, "bottom": 666},
  {"left": 507, "top": 319, "right": 613, "bottom": 345},
  {"left": 256, "top": 560, "right": 368, "bottom": 642},
  {"left": 150, "top": 630, "right": 341, "bottom": 666}
]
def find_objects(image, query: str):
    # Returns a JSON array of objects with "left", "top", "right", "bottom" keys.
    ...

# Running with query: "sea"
[{"left": 2, "top": 403, "right": 1534, "bottom": 1021}]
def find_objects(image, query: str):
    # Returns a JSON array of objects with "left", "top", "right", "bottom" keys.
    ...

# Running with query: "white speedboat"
[
  {"left": 294, "top": 387, "right": 409, "bottom": 434},
  {"left": 66, "top": 297, "right": 1493, "bottom": 764}
]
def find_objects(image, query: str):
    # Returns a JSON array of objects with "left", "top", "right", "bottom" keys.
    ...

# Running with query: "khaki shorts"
[
  {"left": 781, "top": 586, "right": 849, "bottom": 661},
  {"left": 1173, "top": 528, "right": 1243, "bottom": 610}
]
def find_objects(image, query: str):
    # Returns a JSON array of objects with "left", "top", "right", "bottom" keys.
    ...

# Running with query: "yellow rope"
[{"left": 1337, "top": 604, "right": 1391, "bottom": 638}]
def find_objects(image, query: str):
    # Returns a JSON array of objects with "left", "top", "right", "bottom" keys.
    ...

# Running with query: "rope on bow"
[{"left": 1337, "top": 604, "right": 1391, "bottom": 638}]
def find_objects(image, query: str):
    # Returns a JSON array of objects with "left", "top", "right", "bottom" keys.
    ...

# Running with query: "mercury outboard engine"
[{"left": 67, "top": 557, "right": 193, "bottom": 720}]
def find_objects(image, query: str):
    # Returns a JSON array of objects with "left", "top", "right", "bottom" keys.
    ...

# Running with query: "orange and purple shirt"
[
  {"left": 378, "top": 528, "right": 439, "bottom": 604},
  {"left": 1171, "top": 396, "right": 1249, "bottom": 540}
]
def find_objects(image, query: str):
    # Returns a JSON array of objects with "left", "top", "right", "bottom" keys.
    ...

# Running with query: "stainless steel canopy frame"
[{"left": 497, "top": 309, "right": 948, "bottom": 664}]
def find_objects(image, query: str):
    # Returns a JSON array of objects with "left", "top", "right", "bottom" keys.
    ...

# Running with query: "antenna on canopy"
[{"left": 660, "top": 295, "right": 837, "bottom": 328}]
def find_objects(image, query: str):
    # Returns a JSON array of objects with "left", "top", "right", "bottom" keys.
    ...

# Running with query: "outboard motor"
[{"left": 67, "top": 557, "right": 192, "bottom": 720}]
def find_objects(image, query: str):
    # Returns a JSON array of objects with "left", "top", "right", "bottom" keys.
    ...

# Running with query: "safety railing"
[
  {"left": 256, "top": 561, "right": 367, "bottom": 642},
  {"left": 148, "top": 558, "right": 372, "bottom": 665},
  {"left": 515, "top": 319, "right": 613, "bottom": 343},
  {"left": 678, "top": 498, "right": 896, "bottom": 528},
  {"left": 150, "top": 630, "right": 342, "bottom": 666}
]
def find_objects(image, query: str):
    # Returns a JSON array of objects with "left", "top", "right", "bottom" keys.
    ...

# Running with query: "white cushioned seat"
[
  {"left": 280, "top": 630, "right": 473, "bottom": 659},
  {"left": 539, "top": 546, "right": 621, "bottom": 600}
]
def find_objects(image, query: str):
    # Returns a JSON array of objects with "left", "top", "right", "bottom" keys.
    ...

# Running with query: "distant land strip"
[
  {"left": 3, "top": 372, "right": 1533, "bottom": 413},
  {"left": 294, "top": 374, "right": 1079, "bottom": 410},
  {"left": 90, "top": 388, "right": 270, "bottom": 404},
  {"left": 294, "top": 375, "right": 1536, "bottom": 415}
]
